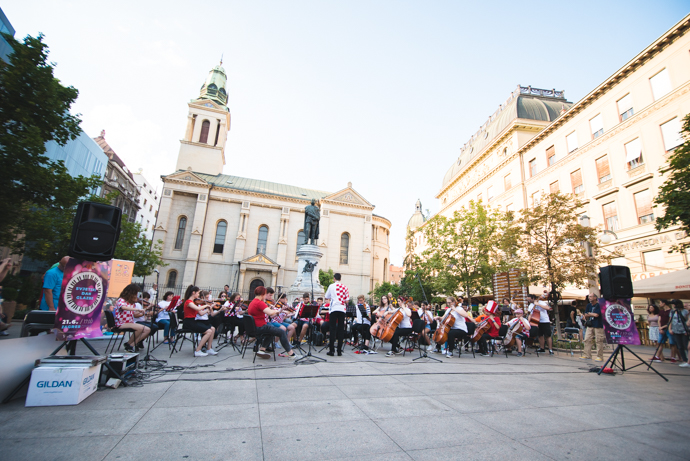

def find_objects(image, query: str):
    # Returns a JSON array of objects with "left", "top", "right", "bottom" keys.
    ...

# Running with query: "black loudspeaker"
[
  {"left": 599, "top": 265, "right": 634, "bottom": 300},
  {"left": 68, "top": 201, "right": 122, "bottom": 261}
]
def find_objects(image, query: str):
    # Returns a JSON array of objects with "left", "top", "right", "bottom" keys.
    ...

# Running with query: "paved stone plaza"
[{"left": 1, "top": 326, "right": 689, "bottom": 461}]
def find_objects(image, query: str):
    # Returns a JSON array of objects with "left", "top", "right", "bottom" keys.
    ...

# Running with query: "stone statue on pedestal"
[{"left": 303, "top": 199, "right": 320, "bottom": 245}]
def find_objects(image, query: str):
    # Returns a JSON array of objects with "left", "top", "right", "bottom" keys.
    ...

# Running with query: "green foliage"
[
  {"left": 0, "top": 33, "right": 99, "bottom": 249},
  {"left": 655, "top": 114, "right": 690, "bottom": 254},
  {"left": 418, "top": 200, "right": 515, "bottom": 302},
  {"left": 516, "top": 192, "right": 607, "bottom": 291},
  {"left": 318, "top": 268, "right": 334, "bottom": 290},
  {"left": 369, "top": 281, "right": 401, "bottom": 304},
  {"left": 398, "top": 270, "right": 438, "bottom": 304},
  {"left": 114, "top": 220, "right": 166, "bottom": 277},
  {"left": 2, "top": 286, "right": 18, "bottom": 302}
]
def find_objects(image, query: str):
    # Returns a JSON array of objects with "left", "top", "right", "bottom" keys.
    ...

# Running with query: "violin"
[
  {"left": 432, "top": 307, "right": 455, "bottom": 344},
  {"left": 370, "top": 306, "right": 403, "bottom": 342}
]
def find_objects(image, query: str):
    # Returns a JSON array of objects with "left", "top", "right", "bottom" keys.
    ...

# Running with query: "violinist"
[
  {"left": 352, "top": 295, "right": 373, "bottom": 354},
  {"left": 133, "top": 292, "right": 159, "bottom": 349},
  {"left": 437, "top": 297, "right": 474, "bottom": 358},
  {"left": 476, "top": 304, "right": 501, "bottom": 357},
  {"left": 157, "top": 291, "right": 176, "bottom": 344},
  {"left": 247, "top": 286, "right": 302, "bottom": 360},
  {"left": 275, "top": 293, "right": 298, "bottom": 341},
  {"left": 317, "top": 297, "right": 331, "bottom": 340},
  {"left": 506, "top": 309, "right": 530, "bottom": 357},
  {"left": 115, "top": 283, "right": 151, "bottom": 352},
  {"left": 223, "top": 293, "right": 246, "bottom": 343},
  {"left": 183, "top": 285, "right": 217, "bottom": 357},
  {"left": 197, "top": 290, "right": 226, "bottom": 338},
  {"left": 293, "top": 293, "right": 313, "bottom": 346},
  {"left": 385, "top": 298, "right": 412, "bottom": 357},
  {"left": 418, "top": 301, "right": 433, "bottom": 349}
]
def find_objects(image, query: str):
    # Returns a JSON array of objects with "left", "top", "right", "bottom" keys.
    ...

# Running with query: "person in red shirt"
[
  {"left": 182, "top": 285, "right": 217, "bottom": 357},
  {"left": 476, "top": 307, "right": 501, "bottom": 357},
  {"left": 248, "top": 286, "right": 302, "bottom": 360}
]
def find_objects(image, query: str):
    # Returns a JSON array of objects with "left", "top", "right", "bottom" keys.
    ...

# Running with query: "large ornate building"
[
  {"left": 409, "top": 14, "right": 690, "bottom": 289},
  {"left": 153, "top": 64, "right": 391, "bottom": 298}
]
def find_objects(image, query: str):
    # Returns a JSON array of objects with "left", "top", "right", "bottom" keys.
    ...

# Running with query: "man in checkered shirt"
[{"left": 325, "top": 273, "right": 349, "bottom": 356}]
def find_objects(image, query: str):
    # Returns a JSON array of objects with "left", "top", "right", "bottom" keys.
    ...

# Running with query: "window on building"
[
  {"left": 143, "top": 198, "right": 147, "bottom": 206},
  {"left": 487, "top": 185, "right": 494, "bottom": 200},
  {"left": 199, "top": 120, "right": 210, "bottom": 144},
  {"left": 297, "top": 230, "right": 305, "bottom": 252},
  {"left": 546, "top": 145, "right": 556, "bottom": 166},
  {"left": 590, "top": 114, "right": 604, "bottom": 139},
  {"left": 174, "top": 217, "right": 187, "bottom": 250},
  {"left": 529, "top": 158, "right": 537, "bottom": 177},
  {"left": 602, "top": 201, "right": 619, "bottom": 231},
  {"left": 570, "top": 169, "right": 584, "bottom": 194},
  {"left": 213, "top": 221, "right": 227, "bottom": 253},
  {"left": 625, "top": 138, "right": 643, "bottom": 169},
  {"left": 549, "top": 181, "right": 559, "bottom": 194},
  {"left": 566, "top": 131, "right": 578, "bottom": 153},
  {"left": 643, "top": 249, "right": 664, "bottom": 272},
  {"left": 504, "top": 173, "right": 511, "bottom": 190},
  {"left": 634, "top": 189, "right": 654, "bottom": 224},
  {"left": 149, "top": 205, "right": 153, "bottom": 212},
  {"left": 660, "top": 117, "right": 684, "bottom": 151},
  {"left": 617, "top": 94, "right": 634, "bottom": 121},
  {"left": 146, "top": 220, "right": 150, "bottom": 230},
  {"left": 650, "top": 69, "right": 671, "bottom": 101},
  {"left": 340, "top": 233, "right": 350, "bottom": 265},
  {"left": 595, "top": 155, "right": 611, "bottom": 183},
  {"left": 531, "top": 190, "right": 542, "bottom": 207},
  {"left": 257, "top": 225, "right": 268, "bottom": 255},
  {"left": 166, "top": 270, "right": 177, "bottom": 288}
]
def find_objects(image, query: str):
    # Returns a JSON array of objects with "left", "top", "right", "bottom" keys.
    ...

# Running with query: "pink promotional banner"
[
  {"left": 601, "top": 298, "right": 641, "bottom": 345},
  {"left": 54, "top": 258, "right": 111, "bottom": 341}
]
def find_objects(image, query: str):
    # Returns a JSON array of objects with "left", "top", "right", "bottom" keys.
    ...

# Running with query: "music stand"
[{"left": 295, "top": 303, "right": 326, "bottom": 364}]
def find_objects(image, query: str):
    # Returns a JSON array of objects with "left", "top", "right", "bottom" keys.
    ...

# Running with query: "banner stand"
[
  {"left": 2, "top": 337, "right": 129, "bottom": 404},
  {"left": 597, "top": 344, "right": 667, "bottom": 381}
]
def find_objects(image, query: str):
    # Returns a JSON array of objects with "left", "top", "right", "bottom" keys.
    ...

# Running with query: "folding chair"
[
  {"left": 104, "top": 310, "right": 135, "bottom": 355},
  {"left": 490, "top": 325, "right": 510, "bottom": 357},
  {"left": 169, "top": 306, "right": 197, "bottom": 357},
  {"left": 403, "top": 320, "right": 425, "bottom": 357},
  {"left": 241, "top": 316, "right": 276, "bottom": 363}
]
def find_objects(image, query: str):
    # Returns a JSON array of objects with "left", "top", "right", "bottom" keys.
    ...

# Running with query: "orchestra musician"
[
  {"left": 325, "top": 273, "right": 349, "bottom": 356},
  {"left": 183, "top": 285, "right": 217, "bottom": 357},
  {"left": 197, "top": 290, "right": 226, "bottom": 339},
  {"left": 132, "top": 292, "right": 159, "bottom": 349},
  {"left": 506, "top": 309, "right": 530, "bottom": 357},
  {"left": 292, "top": 293, "right": 313, "bottom": 346},
  {"left": 418, "top": 301, "right": 433, "bottom": 349},
  {"left": 115, "top": 283, "right": 151, "bottom": 352},
  {"left": 385, "top": 297, "right": 412, "bottom": 357},
  {"left": 476, "top": 304, "right": 501, "bottom": 357},
  {"left": 372, "top": 295, "right": 391, "bottom": 319},
  {"left": 247, "top": 286, "right": 302, "bottom": 360},
  {"left": 157, "top": 291, "right": 176, "bottom": 344},
  {"left": 223, "top": 293, "right": 246, "bottom": 343},
  {"left": 528, "top": 293, "right": 554, "bottom": 355},
  {"left": 352, "top": 295, "right": 374, "bottom": 354},
  {"left": 437, "top": 296, "right": 475, "bottom": 358}
]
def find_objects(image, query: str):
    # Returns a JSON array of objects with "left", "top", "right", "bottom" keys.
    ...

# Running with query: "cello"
[
  {"left": 470, "top": 315, "right": 492, "bottom": 343},
  {"left": 503, "top": 320, "right": 524, "bottom": 347},
  {"left": 432, "top": 307, "right": 455, "bottom": 344},
  {"left": 370, "top": 306, "right": 404, "bottom": 342}
]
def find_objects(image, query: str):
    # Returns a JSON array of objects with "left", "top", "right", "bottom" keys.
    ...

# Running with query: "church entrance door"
[{"left": 248, "top": 278, "right": 265, "bottom": 300}]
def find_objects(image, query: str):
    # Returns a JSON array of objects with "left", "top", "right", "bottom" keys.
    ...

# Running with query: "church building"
[{"left": 153, "top": 63, "right": 391, "bottom": 298}]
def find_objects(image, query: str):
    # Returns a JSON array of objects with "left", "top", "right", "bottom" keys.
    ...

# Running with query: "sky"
[{"left": 4, "top": 1, "right": 689, "bottom": 265}]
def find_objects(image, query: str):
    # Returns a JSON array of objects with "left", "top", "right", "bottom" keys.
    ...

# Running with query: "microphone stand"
[{"left": 142, "top": 270, "right": 165, "bottom": 370}]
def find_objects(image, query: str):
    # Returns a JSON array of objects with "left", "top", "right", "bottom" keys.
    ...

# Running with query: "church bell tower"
[{"left": 175, "top": 62, "right": 231, "bottom": 175}]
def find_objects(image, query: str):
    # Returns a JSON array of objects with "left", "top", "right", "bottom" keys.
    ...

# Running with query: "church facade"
[{"left": 153, "top": 64, "right": 391, "bottom": 298}]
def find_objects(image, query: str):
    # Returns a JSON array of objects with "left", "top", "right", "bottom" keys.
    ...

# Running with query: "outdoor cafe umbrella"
[{"left": 633, "top": 269, "right": 690, "bottom": 299}]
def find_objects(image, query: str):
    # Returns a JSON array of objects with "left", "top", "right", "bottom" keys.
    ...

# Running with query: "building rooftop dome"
[
  {"left": 441, "top": 85, "right": 572, "bottom": 191},
  {"left": 198, "top": 61, "right": 228, "bottom": 107},
  {"left": 407, "top": 199, "right": 426, "bottom": 231}
]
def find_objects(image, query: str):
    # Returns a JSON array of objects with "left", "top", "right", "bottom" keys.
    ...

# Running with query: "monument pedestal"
[{"left": 288, "top": 244, "right": 325, "bottom": 301}]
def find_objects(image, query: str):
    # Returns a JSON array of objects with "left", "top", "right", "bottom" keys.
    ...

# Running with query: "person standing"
[
  {"left": 147, "top": 283, "right": 158, "bottom": 303},
  {"left": 581, "top": 293, "right": 605, "bottom": 362},
  {"left": 528, "top": 293, "right": 554, "bottom": 355},
  {"left": 325, "top": 273, "right": 349, "bottom": 356},
  {"left": 39, "top": 256, "right": 69, "bottom": 311},
  {"left": 668, "top": 300, "right": 689, "bottom": 366},
  {"left": 657, "top": 299, "right": 679, "bottom": 363}
]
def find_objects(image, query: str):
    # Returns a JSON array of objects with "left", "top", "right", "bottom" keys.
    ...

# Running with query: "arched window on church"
[
  {"left": 213, "top": 221, "right": 227, "bottom": 253},
  {"left": 257, "top": 225, "right": 268, "bottom": 255},
  {"left": 383, "top": 258, "right": 388, "bottom": 281},
  {"left": 166, "top": 270, "right": 177, "bottom": 288},
  {"left": 340, "top": 233, "right": 350, "bottom": 265},
  {"left": 199, "top": 120, "right": 210, "bottom": 144},
  {"left": 297, "top": 230, "right": 305, "bottom": 252},
  {"left": 174, "top": 217, "right": 187, "bottom": 250}
]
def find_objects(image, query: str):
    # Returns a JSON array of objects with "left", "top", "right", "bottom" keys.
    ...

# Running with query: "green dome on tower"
[{"left": 199, "top": 61, "right": 228, "bottom": 107}]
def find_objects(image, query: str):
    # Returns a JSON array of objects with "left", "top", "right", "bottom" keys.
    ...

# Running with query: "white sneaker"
[
  {"left": 446, "top": 352, "right": 453, "bottom": 358},
  {"left": 194, "top": 350, "right": 208, "bottom": 357},
  {"left": 0, "top": 331, "right": 9, "bottom": 336},
  {"left": 367, "top": 350, "right": 377, "bottom": 355},
  {"left": 679, "top": 362, "right": 690, "bottom": 367},
  {"left": 287, "top": 353, "right": 303, "bottom": 360},
  {"left": 206, "top": 349, "right": 218, "bottom": 356}
]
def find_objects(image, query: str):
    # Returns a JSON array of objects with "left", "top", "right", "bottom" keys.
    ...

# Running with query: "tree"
[
  {"left": 516, "top": 192, "right": 608, "bottom": 336},
  {"left": 114, "top": 221, "right": 166, "bottom": 277},
  {"left": 369, "top": 281, "right": 401, "bottom": 305},
  {"left": 398, "top": 270, "right": 439, "bottom": 305},
  {"left": 654, "top": 114, "right": 690, "bottom": 254},
  {"left": 0, "top": 33, "right": 99, "bottom": 248},
  {"left": 318, "top": 268, "right": 334, "bottom": 290},
  {"left": 419, "top": 200, "right": 514, "bottom": 305}
]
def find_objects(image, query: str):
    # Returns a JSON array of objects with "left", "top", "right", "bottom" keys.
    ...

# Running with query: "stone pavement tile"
[
  {"left": 434, "top": 392, "right": 528, "bottom": 414},
  {"left": 104, "top": 427, "right": 263, "bottom": 461},
  {"left": 609, "top": 421, "right": 690, "bottom": 459},
  {"left": 132, "top": 403, "right": 260, "bottom": 433},
  {"left": 256, "top": 376, "right": 333, "bottom": 389},
  {"left": 541, "top": 403, "right": 656, "bottom": 429},
  {"left": 337, "top": 381, "right": 417, "bottom": 398},
  {"left": 0, "top": 408, "right": 148, "bottom": 437},
  {"left": 374, "top": 414, "right": 512, "bottom": 451},
  {"left": 352, "top": 395, "right": 455, "bottom": 420},
  {"left": 406, "top": 440, "right": 553, "bottom": 461},
  {"left": 261, "top": 419, "right": 403, "bottom": 461},
  {"left": 328, "top": 374, "right": 402, "bottom": 386},
  {"left": 520, "top": 428, "right": 686, "bottom": 461},
  {"left": 469, "top": 407, "right": 596, "bottom": 437},
  {"left": 153, "top": 379, "right": 257, "bottom": 407},
  {"left": 326, "top": 452, "right": 413, "bottom": 461},
  {"left": 3, "top": 434, "right": 122, "bottom": 461},
  {"left": 402, "top": 379, "right": 482, "bottom": 395},
  {"left": 258, "top": 384, "right": 349, "bottom": 403},
  {"left": 66, "top": 387, "right": 164, "bottom": 410},
  {"left": 259, "top": 399, "right": 368, "bottom": 427},
  {"left": 601, "top": 399, "right": 690, "bottom": 424}
]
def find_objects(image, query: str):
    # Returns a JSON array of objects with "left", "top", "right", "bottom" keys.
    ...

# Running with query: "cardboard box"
[{"left": 26, "top": 365, "right": 101, "bottom": 407}]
